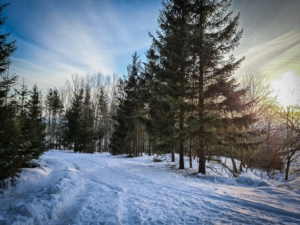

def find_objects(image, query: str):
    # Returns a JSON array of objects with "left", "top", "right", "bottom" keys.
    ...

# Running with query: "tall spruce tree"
[
  {"left": 0, "top": 4, "right": 16, "bottom": 75},
  {"left": 0, "top": 74, "right": 20, "bottom": 180},
  {"left": 144, "top": 0, "right": 249, "bottom": 173},
  {"left": 46, "top": 88, "right": 63, "bottom": 148},
  {"left": 24, "top": 84, "right": 46, "bottom": 159},
  {"left": 126, "top": 52, "right": 143, "bottom": 157},
  {"left": 64, "top": 88, "right": 84, "bottom": 152},
  {"left": 80, "top": 84, "right": 95, "bottom": 153},
  {"left": 0, "top": 3, "right": 19, "bottom": 180},
  {"left": 110, "top": 52, "right": 143, "bottom": 156},
  {"left": 110, "top": 79, "right": 128, "bottom": 155},
  {"left": 190, "top": 0, "right": 245, "bottom": 174},
  {"left": 96, "top": 87, "right": 109, "bottom": 152},
  {"left": 145, "top": 0, "right": 192, "bottom": 168}
]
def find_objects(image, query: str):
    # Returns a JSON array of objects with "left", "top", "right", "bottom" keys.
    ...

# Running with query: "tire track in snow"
[
  {"left": 3, "top": 151, "right": 299, "bottom": 225},
  {"left": 42, "top": 154, "right": 300, "bottom": 225}
]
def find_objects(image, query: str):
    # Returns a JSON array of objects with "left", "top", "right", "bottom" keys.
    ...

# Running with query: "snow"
[{"left": 1, "top": 150, "right": 300, "bottom": 225}]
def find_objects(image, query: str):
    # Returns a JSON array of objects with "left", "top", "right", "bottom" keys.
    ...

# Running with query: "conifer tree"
[
  {"left": 24, "top": 84, "right": 46, "bottom": 159},
  {"left": 46, "top": 88, "right": 63, "bottom": 148},
  {"left": 15, "top": 80, "right": 33, "bottom": 164},
  {"left": 0, "top": 74, "right": 20, "bottom": 180},
  {"left": 190, "top": 0, "right": 245, "bottom": 174},
  {"left": 126, "top": 52, "right": 143, "bottom": 156},
  {"left": 96, "top": 87, "right": 109, "bottom": 152},
  {"left": 0, "top": 4, "right": 16, "bottom": 75},
  {"left": 64, "top": 88, "right": 84, "bottom": 152},
  {"left": 80, "top": 84, "right": 95, "bottom": 153},
  {"left": 143, "top": 0, "right": 249, "bottom": 173},
  {"left": 145, "top": 0, "right": 192, "bottom": 168},
  {"left": 110, "top": 53, "right": 143, "bottom": 156},
  {"left": 0, "top": 3, "right": 19, "bottom": 179},
  {"left": 110, "top": 79, "right": 128, "bottom": 155}
]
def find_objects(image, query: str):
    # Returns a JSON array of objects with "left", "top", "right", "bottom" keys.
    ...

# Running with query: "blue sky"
[
  {"left": 2, "top": 0, "right": 300, "bottom": 105},
  {"left": 4, "top": 0, "right": 161, "bottom": 88}
]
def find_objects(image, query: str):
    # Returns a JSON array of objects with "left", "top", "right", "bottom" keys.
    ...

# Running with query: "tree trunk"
[
  {"left": 230, "top": 150, "right": 239, "bottom": 175},
  {"left": 239, "top": 149, "right": 245, "bottom": 172},
  {"left": 148, "top": 140, "right": 151, "bottom": 156},
  {"left": 285, "top": 155, "right": 291, "bottom": 181},
  {"left": 189, "top": 137, "right": 192, "bottom": 168},
  {"left": 179, "top": 104, "right": 185, "bottom": 169},
  {"left": 197, "top": 1, "right": 206, "bottom": 174},
  {"left": 172, "top": 150, "right": 175, "bottom": 162}
]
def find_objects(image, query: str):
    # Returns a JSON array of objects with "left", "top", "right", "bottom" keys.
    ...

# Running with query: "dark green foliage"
[
  {"left": 140, "top": 0, "right": 257, "bottom": 174},
  {"left": 63, "top": 86, "right": 95, "bottom": 153},
  {"left": 0, "top": 4, "right": 16, "bottom": 75},
  {"left": 145, "top": 0, "right": 193, "bottom": 168},
  {"left": 0, "top": 75, "right": 23, "bottom": 180},
  {"left": 188, "top": 0, "right": 248, "bottom": 174},
  {"left": 64, "top": 89, "right": 84, "bottom": 152},
  {"left": 25, "top": 85, "right": 46, "bottom": 158},
  {"left": 80, "top": 85, "right": 95, "bottom": 153},
  {"left": 110, "top": 52, "right": 144, "bottom": 156},
  {"left": 0, "top": 3, "right": 20, "bottom": 180},
  {"left": 46, "top": 88, "right": 64, "bottom": 149},
  {"left": 96, "top": 87, "right": 109, "bottom": 152},
  {"left": 0, "top": 80, "right": 46, "bottom": 180}
]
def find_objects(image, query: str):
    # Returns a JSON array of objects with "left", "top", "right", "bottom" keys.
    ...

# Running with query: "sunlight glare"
[{"left": 271, "top": 71, "right": 300, "bottom": 108}]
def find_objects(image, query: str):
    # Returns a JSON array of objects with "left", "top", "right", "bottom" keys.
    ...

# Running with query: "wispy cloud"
[
  {"left": 8, "top": 0, "right": 160, "bottom": 88},
  {"left": 231, "top": 0, "right": 300, "bottom": 79},
  {"left": 7, "top": 0, "right": 300, "bottom": 89},
  {"left": 235, "top": 30, "right": 300, "bottom": 78}
]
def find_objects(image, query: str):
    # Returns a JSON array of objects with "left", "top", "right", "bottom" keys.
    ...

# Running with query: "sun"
[{"left": 270, "top": 71, "right": 300, "bottom": 108}]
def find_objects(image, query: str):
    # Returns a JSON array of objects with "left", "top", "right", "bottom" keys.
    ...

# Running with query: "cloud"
[
  {"left": 235, "top": 30, "right": 300, "bottom": 79},
  {"left": 8, "top": 0, "right": 160, "bottom": 89},
  {"left": 231, "top": 0, "right": 300, "bottom": 79},
  {"left": 9, "top": 0, "right": 299, "bottom": 91}
]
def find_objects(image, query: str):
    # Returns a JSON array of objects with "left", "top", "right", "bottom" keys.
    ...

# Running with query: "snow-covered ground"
[{"left": 1, "top": 150, "right": 300, "bottom": 225}]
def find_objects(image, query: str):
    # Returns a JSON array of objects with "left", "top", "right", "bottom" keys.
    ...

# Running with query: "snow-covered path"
[{"left": 1, "top": 151, "right": 300, "bottom": 225}]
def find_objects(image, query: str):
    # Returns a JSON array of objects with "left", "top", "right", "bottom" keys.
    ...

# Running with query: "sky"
[{"left": 2, "top": 0, "right": 300, "bottom": 105}]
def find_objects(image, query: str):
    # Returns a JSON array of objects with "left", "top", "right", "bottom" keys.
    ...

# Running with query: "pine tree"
[
  {"left": 110, "top": 52, "right": 145, "bottom": 156},
  {"left": 0, "top": 4, "right": 16, "bottom": 75},
  {"left": 143, "top": 0, "right": 249, "bottom": 173},
  {"left": 45, "top": 88, "right": 53, "bottom": 147},
  {"left": 15, "top": 80, "right": 32, "bottom": 164},
  {"left": 145, "top": 0, "right": 192, "bottom": 168},
  {"left": 51, "top": 89, "right": 63, "bottom": 148},
  {"left": 126, "top": 52, "right": 143, "bottom": 157},
  {"left": 0, "top": 3, "right": 19, "bottom": 180},
  {"left": 64, "top": 88, "right": 84, "bottom": 152},
  {"left": 80, "top": 84, "right": 95, "bottom": 153},
  {"left": 110, "top": 79, "right": 128, "bottom": 155},
  {"left": 190, "top": 0, "right": 245, "bottom": 174},
  {"left": 24, "top": 84, "right": 46, "bottom": 159},
  {"left": 96, "top": 87, "right": 109, "bottom": 152},
  {"left": 0, "top": 74, "right": 21, "bottom": 180},
  {"left": 46, "top": 88, "right": 63, "bottom": 148}
]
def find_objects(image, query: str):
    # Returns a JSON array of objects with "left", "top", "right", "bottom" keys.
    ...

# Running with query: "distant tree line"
[
  {"left": 1, "top": 1, "right": 299, "bottom": 182},
  {"left": 45, "top": 73, "right": 119, "bottom": 154}
]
